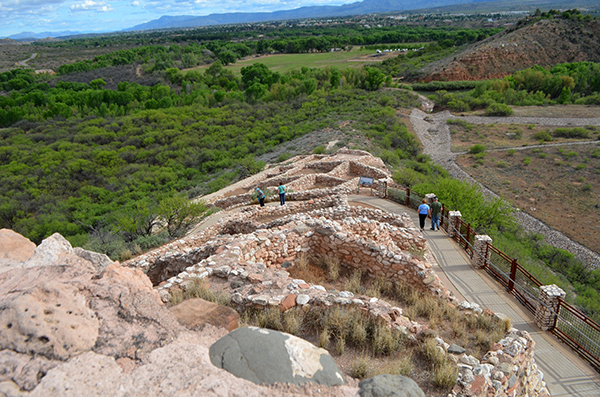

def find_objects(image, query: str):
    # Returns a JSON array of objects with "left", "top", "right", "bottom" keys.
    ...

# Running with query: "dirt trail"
[
  {"left": 16, "top": 53, "right": 37, "bottom": 66},
  {"left": 409, "top": 108, "right": 600, "bottom": 267}
]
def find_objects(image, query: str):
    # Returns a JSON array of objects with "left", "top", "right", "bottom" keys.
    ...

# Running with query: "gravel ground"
[{"left": 410, "top": 108, "right": 600, "bottom": 268}]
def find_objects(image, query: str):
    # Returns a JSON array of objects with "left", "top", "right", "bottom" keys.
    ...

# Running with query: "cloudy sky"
[{"left": 0, "top": 0, "right": 349, "bottom": 38}]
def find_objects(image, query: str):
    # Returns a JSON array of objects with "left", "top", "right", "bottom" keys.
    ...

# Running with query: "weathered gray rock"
[
  {"left": 73, "top": 247, "right": 113, "bottom": 274},
  {"left": 23, "top": 233, "right": 73, "bottom": 268},
  {"left": 209, "top": 327, "right": 345, "bottom": 386},
  {"left": 358, "top": 374, "right": 425, "bottom": 397},
  {"left": 448, "top": 343, "right": 466, "bottom": 354}
]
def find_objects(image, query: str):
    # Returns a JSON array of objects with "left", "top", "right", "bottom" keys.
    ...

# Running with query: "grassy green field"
[{"left": 188, "top": 47, "right": 392, "bottom": 75}]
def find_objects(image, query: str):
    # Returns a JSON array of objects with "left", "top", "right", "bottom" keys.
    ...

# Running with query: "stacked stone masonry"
[
  {"left": 207, "top": 148, "right": 392, "bottom": 210},
  {"left": 122, "top": 149, "right": 551, "bottom": 397}
]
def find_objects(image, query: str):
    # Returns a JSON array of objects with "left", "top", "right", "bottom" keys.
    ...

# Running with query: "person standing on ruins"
[
  {"left": 256, "top": 188, "right": 265, "bottom": 207},
  {"left": 278, "top": 182, "right": 286, "bottom": 205},
  {"left": 430, "top": 196, "right": 442, "bottom": 231},
  {"left": 417, "top": 198, "right": 430, "bottom": 232}
]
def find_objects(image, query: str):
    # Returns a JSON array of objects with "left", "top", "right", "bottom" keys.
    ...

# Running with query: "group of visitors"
[
  {"left": 255, "top": 182, "right": 286, "bottom": 207},
  {"left": 417, "top": 196, "right": 442, "bottom": 232}
]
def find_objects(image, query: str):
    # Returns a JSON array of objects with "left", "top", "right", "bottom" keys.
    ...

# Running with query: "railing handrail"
[{"left": 385, "top": 183, "right": 600, "bottom": 372}]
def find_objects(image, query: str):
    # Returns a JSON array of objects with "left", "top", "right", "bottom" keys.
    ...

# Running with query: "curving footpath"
[
  {"left": 348, "top": 194, "right": 600, "bottom": 397},
  {"left": 409, "top": 108, "right": 600, "bottom": 268}
]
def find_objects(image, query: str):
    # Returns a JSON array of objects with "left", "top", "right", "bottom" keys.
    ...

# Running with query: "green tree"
[
  {"left": 361, "top": 67, "right": 385, "bottom": 91},
  {"left": 158, "top": 195, "right": 210, "bottom": 238}
]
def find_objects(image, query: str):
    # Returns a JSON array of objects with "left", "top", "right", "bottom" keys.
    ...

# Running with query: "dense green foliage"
[
  {"left": 411, "top": 80, "right": 477, "bottom": 91},
  {"left": 374, "top": 43, "right": 458, "bottom": 80},
  {"left": 0, "top": 61, "right": 419, "bottom": 258},
  {"left": 430, "top": 62, "right": 600, "bottom": 112},
  {"left": 397, "top": 140, "right": 600, "bottom": 323}
]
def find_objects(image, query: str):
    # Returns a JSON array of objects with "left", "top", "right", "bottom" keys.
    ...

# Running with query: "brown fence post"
[
  {"left": 508, "top": 258, "right": 518, "bottom": 292},
  {"left": 406, "top": 188, "right": 411, "bottom": 207},
  {"left": 441, "top": 204, "right": 445, "bottom": 227},
  {"left": 465, "top": 223, "right": 471, "bottom": 250},
  {"left": 535, "top": 285, "right": 566, "bottom": 331}
]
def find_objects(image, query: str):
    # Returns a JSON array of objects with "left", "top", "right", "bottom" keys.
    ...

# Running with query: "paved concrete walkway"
[{"left": 348, "top": 195, "right": 600, "bottom": 397}]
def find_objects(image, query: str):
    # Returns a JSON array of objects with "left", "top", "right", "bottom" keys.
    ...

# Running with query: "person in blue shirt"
[
  {"left": 417, "top": 198, "right": 431, "bottom": 232},
  {"left": 278, "top": 182, "right": 286, "bottom": 206},
  {"left": 256, "top": 188, "right": 265, "bottom": 207}
]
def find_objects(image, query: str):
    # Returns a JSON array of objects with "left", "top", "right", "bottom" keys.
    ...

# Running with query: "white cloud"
[
  {"left": 70, "top": 0, "right": 113, "bottom": 12},
  {"left": 132, "top": 1, "right": 140, "bottom": 5}
]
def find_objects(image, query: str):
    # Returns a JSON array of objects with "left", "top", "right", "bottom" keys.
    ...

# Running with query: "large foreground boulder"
[
  {"left": 359, "top": 374, "right": 425, "bottom": 397},
  {"left": 209, "top": 327, "right": 346, "bottom": 386}
]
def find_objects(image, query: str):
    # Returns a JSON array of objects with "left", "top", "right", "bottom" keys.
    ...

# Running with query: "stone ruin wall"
[{"left": 122, "top": 192, "right": 550, "bottom": 397}]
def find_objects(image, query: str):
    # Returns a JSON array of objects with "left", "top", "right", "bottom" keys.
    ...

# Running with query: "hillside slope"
[{"left": 421, "top": 18, "right": 600, "bottom": 81}]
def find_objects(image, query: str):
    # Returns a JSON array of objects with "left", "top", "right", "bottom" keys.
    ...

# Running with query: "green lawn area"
[{"left": 188, "top": 48, "right": 388, "bottom": 75}]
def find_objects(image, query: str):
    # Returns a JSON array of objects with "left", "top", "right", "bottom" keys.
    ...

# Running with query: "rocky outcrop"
[
  {"left": 424, "top": 18, "right": 600, "bottom": 82},
  {"left": 0, "top": 232, "right": 360, "bottom": 396},
  {"left": 209, "top": 327, "right": 345, "bottom": 386}
]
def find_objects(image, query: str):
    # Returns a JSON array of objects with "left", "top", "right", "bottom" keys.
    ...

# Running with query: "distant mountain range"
[
  {"left": 6, "top": 0, "right": 598, "bottom": 40},
  {"left": 123, "top": 0, "right": 491, "bottom": 31},
  {"left": 8, "top": 31, "right": 82, "bottom": 41}
]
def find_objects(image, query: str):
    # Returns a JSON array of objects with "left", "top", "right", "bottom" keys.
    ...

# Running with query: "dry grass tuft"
[
  {"left": 373, "top": 354, "right": 414, "bottom": 377},
  {"left": 283, "top": 309, "right": 302, "bottom": 335},
  {"left": 323, "top": 255, "right": 341, "bottom": 281},
  {"left": 351, "top": 355, "right": 370, "bottom": 379},
  {"left": 319, "top": 327, "right": 331, "bottom": 348},
  {"left": 168, "top": 278, "right": 230, "bottom": 307},
  {"left": 344, "top": 268, "right": 364, "bottom": 294},
  {"left": 431, "top": 360, "right": 459, "bottom": 389}
]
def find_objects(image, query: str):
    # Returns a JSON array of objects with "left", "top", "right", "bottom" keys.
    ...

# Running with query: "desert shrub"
[
  {"left": 446, "top": 118, "right": 473, "bottom": 130},
  {"left": 507, "top": 149, "right": 516, "bottom": 156},
  {"left": 393, "top": 167, "right": 428, "bottom": 188},
  {"left": 485, "top": 103, "right": 513, "bottom": 116},
  {"left": 313, "top": 145, "right": 325, "bottom": 154},
  {"left": 469, "top": 144, "right": 486, "bottom": 155},
  {"left": 552, "top": 127, "right": 590, "bottom": 139},
  {"left": 523, "top": 157, "right": 531, "bottom": 165},
  {"left": 533, "top": 131, "right": 553, "bottom": 141}
]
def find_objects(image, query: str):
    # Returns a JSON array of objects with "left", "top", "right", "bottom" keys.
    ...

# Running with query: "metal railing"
[{"left": 384, "top": 183, "right": 600, "bottom": 372}]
